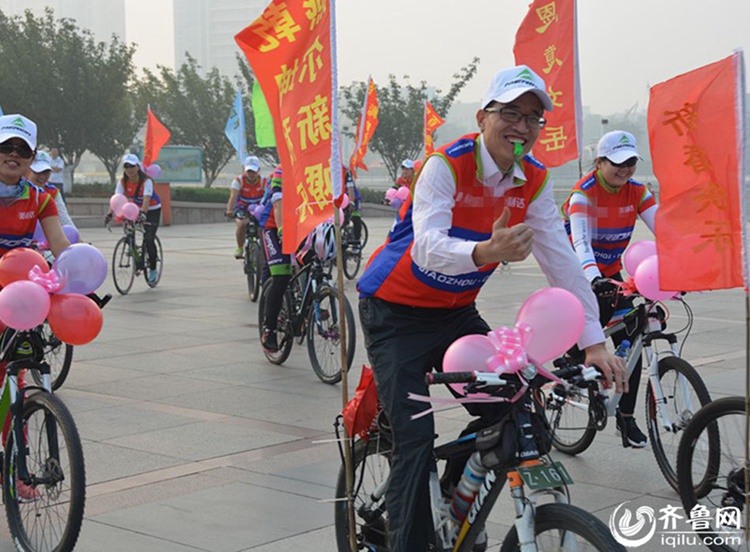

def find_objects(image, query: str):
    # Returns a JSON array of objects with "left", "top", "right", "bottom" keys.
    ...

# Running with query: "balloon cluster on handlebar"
[
  {"left": 0, "top": 245, "right": 106, "bottom": 344},
  {"left": 622, "top": 240, "right": 679, "bottom": 301},
  {"left": 109, "top": 193, "right": 141, "bottom": 222}
]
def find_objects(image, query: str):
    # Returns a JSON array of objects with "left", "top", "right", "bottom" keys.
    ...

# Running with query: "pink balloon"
[
  {"left": 634, "top": 255, "right": 677, "bottom": 301},
  {"left": 385, "top": 188, "right": 397, "bottom": 201},
  {"left": 145, "top": 164, "right": 162, "bottom": 179},
  {"left": 623, "top": 240, "right": 657, "bottom": 275},
  {"left": 395, "top": 186, "right": 410, "bottom": 201},
  {"left": 515, "top": 287, "right": 585, "bottom": 363},
  {"left": 442, "top": 334, "right": 496, "bottom": 396},
  {"left": 109, "top": 194, "right": 128, "bottom": 216},
  {"left": 121, "top": 202, "right": 140, "bottom": 222},
  {"left": 0, "top": 280, "right": 51, "bottom": 330},
  {"left": 339, "top": 193, "right": 350, "bottom": 210}
]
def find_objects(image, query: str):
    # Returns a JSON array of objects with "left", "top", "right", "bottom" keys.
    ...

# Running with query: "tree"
[
  {"left": 340, "top": 57, "right": 479, "bottom": 181},
  {"left": 137, "top": 55, "right": 236, "bottom": 187},
  {"left": 0, "top": 8, "right": 137, "bottom": 187}
]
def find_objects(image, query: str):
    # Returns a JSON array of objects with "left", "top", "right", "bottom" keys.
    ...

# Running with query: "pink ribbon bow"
[{"left": 28, "top": 265, "right": 61, "bottom": 293}]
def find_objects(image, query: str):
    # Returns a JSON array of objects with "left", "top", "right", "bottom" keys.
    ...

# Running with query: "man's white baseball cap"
[
  {"left": 481, "top": 65, "right": 553, "bottom": 112},
  {"left": 597, "top": 131, "right": 640, "bottom": 164},
  {"left": 244, "top": 155, "right": 260, "bottom": 172}
]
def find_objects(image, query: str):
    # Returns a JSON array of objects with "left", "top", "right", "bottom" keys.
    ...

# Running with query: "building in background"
[
  {"left": 0, "top": 0, "right": 125, "bottom": 45},
  {"left": 173, "top": 0, "right": 264, "bottom": 77}
]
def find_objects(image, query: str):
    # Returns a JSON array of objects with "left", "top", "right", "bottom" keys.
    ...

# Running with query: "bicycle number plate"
[{"left": 517, "top": 462, "right": 574, "bottom": 490}]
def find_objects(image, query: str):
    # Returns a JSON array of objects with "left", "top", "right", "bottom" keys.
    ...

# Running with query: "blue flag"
[{"left": 224, "top": 89, "right": 246, "bottom": 163}]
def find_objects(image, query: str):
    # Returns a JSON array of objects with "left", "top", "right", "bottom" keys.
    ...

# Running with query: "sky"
[{"left": 125, "top": 0, "right": 750, "bottom": 116}]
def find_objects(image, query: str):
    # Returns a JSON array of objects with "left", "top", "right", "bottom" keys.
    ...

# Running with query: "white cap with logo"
[
  {"left": 243, "top": 155, "right": 260, "bottom": 172},
  {"left": 0, "top": 114, "right": 37, "bottom": 150},
  {"left": 597, "top": 131, "right": 640, "bottom": 164},
  {"left": 481, "top": 65, "right": 553, "bottom": 112},
  {"left": 30, "top": 151, "right": 53, "bottom": 173},
  {"left": 123, "top": 153, "right": 141, "bottom": 167},
  {"left": 401, "top": 159, "right": 414, "bottom": 170}
]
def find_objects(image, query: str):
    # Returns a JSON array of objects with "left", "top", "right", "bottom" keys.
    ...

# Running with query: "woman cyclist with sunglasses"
[{"left": 561, "top": 130, "right": 658, "bottom": 448}]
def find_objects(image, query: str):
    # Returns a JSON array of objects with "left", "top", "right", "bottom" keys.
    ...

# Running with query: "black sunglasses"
[
  {"left": 608, "top": 157, "right": 638, "bottom": 168},
  {"left": 0, "top": 142, "right": 34, "bottom": 159},
  {"left": 123, "top": 163, "right": 137, "bottom": 169}
]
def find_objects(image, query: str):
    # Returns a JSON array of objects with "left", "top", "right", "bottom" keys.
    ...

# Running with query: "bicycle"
[
  {"left": 333, "top": 365, "right": 625, "bottom": 551},
  {"left": 0, "top": 327, "right": 86, "bottom": 552},
  {"left": 257, "top": 237, "right": 356, "bottom": 384},
  {"left": 544, "top": 291, "right": 711, "bottom": 493},
  {"left": 231, "top": 210, "right": 265, "bottom": 302},
  {"left": 676, "top": 396, "right": 742, "bottom": 552},
  {"left": 107, "top": 216, "right": 163, "bottom": 295},
  {"left": 340, "top": 214, "right": 368, "bottom": 280}
]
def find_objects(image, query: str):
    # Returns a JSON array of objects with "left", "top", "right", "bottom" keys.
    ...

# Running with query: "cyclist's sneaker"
[
  {"left": 234, "top": 246, "right": 244, "bottom": 259},
  {"left": 16, "top": 480, "right": 41, "bottom": 502},
  {"left": 147, "top": 269, "right": 158, "bottom": 284},
  {"left": 261, "top": 329, "right": 279, "bottom": 353},
  {"left": 616, "top": 410, "right": 648, "bottom": 448}
]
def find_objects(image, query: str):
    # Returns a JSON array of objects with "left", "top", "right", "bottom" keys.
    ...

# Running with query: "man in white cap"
[
  {"left": 0, "top": 114, "right": 70, "bottom": 259},
  {"left": 392, "top": 158, "right": 415, "bottom": 191},
  {"left": 562, "top": 130, "right": 658, "bottom": 448},
  {"left": 356, "top": 66, "right": 626, "bottom": 552},
  {"left": 226, "top": 155, "right": 264, "bottom": 259},
  {"left": 27, "top": 150, "right": 76, "bottom": 229}
]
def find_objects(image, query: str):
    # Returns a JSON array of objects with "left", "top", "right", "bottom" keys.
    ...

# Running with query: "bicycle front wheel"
[
  {"left": 547, "top": 384, "right": 598, "bottom": 455},
  {"left": 334, "top": 432, "right": 392, "bottom": 552},
  {"left": 257, "top": 278, "right": 294, "bottom": 365},
  {"left": 5, "top": 392, "right": 86, "bottom": 552},
  {"left": 360, "top": 219, "right": 369, "bottom": 248},
  {"left": 30, "top": 321, "right": 73, "bottom": 390},
  {"left": 307, "top": 286, "right": 355, "bottom": 384},
  {"left": 677, "top": 396, "right": 742, "bottom": 552},
  {"left": 112, "top": 236, "right": 135, "bottom": 295},
  {"left": 244, "top": 239, "right": 261, "bottom": 302},
  {"left": 499, "top": 503, "right": 625, "bottom": 551},
  {"left": 646, "top": 355, "right": 713, "bottom": 493},
  {"left": 144, "top": 236, "right": 163, "bottom": 288}
]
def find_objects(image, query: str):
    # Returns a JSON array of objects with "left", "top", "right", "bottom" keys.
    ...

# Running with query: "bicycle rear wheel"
[
  {"left": 30, "top": 321, "right": 73, "bottom": 391},
  {"left": 343, "top": 247, "right": 361, "bottom": 280},
  {"left": 334, "top": 432, "right": 392, "bottom": 552},
  {"left": 4, "top": 392, "right": 86, "bottom": 552},
  {"left": 360, "top": 219, "right": 369, "bottom": 248},
  {"left": 546, "top": 384, "right": 598, "bottom": 455},
  {"left": 144, "top": 236, "right": 163, "bottom": 288},
  {"left": 677, "top": 396, "right": 742, "bottom": 552},
  {"left": 244, "top": 239, "right": 261, "bottom": 302},
  {"left": 307, "top": 286, "right": 355, "bottom": 384},
  {"left": 112, "top": 236, "right": 135, "bottom": 295},
  {"left": 646, "top": 356, "right": 713, "bottom": 494},
  {"left": 257, "top": 278, "right": 294, "bottom": 365},
  {"left": 499, "top": 503, "right": 625, "bottom": 551}
]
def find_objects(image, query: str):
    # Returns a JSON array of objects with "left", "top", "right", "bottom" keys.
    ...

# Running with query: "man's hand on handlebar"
[
  {"left": 103, "top": 212, "right": 113, "bottom": 224},
  {"left": 583, "top": 343, "right": 627, "bottom": 394},
  {"left": 137, "top": 211, "right": 147, "bottom": 223}
]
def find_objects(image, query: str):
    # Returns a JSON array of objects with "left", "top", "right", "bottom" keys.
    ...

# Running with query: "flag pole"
[{"left": 328, "top": 1, "right": 357, "bottom": 547}]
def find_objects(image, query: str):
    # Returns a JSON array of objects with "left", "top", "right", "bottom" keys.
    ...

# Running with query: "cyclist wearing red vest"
[
  {"left": 562, "top": 130, "right": 658, "bottom": 448},
  {"left": 226, "top": 155, "right": 264, "bottom": 259},
  {"left": 115, "top": 153, "right": 161, "bottom": 284},
  {"left": 357, "top": 66, "right": 627, "bottom": 552},
  {"left": 0, "top": 114, "right": 70, "bottom": 258},
  {"left": 391, "top": 158, "right": 414, "bottom": 191}
]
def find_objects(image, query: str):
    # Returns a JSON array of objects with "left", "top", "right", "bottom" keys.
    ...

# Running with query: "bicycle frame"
[{"left": 288, "top": 257, "right": 335, "bottom": 338}]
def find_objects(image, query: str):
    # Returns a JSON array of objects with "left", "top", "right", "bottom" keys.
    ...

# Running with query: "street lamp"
[{"left": 601, "top": 118, "right": 609, "bottom": 137}]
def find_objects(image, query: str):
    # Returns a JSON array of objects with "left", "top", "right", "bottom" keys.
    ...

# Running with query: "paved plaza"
[{"left": 0, "top": 217, "right": 747, "bottom": 551}]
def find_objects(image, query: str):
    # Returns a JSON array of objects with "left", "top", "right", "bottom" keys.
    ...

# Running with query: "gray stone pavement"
[{"left": 2, "top": 217, "right": 748, "bottom": 551}]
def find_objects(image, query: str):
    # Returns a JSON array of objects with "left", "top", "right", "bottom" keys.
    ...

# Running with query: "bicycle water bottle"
[
  {"left": 606, "top": 340, "right": 631, "bottom": 416},
  {"left": 450, "top": 452, "right": 488, "bottom": 524}
]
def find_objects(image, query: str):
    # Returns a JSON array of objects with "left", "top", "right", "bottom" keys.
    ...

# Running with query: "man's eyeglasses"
[
  {"left": 483, "top": 106, "right": 546, "bottom": 129},
  {"left": 0, "top": 142, "right": 34, "bottom": 159},
  {"left": 123, "top": 163, "right": 137, "bottom": 169},
  {"left": 608, "top": 157, "right": 638, "bottom": 168}
]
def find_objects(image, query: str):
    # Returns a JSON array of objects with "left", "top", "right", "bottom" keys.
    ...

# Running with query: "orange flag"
[
  {"left": 514, "top": 0, "right": 580, "bottom": 167},
  {"left": 649, "top": 52, "right": 746, "bottom": 291},
  {"left": 143, "top": 108, "right": 171, "bottom": 167},
  {"left": 349, "top": 77, "right": 379, "bottom": 178},
  {"left": 423, "top": 101, "right": 445, "bottom": 155},
  {"left": 235, "top": 0, "right": 336, "bottom": 253}
]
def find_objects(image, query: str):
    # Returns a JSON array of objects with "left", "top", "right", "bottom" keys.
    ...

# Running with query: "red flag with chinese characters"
[
  {"left": 349, "top": 77, "right": 379, "bottom": 178},
  {"left": 143, "top": 108, "right": 171, "bottom": 167},
  {"left": 423, "top": 101, "right": 445, "bottom": 155},
  {"left": 649, "top": 52, "right": 746, "bottom": 291},
  {"left": 235, "top": 0, "right": 335, "bottom": 253},
  {"left": 513, "top": 0, "right": 580, "bottom": 167}
]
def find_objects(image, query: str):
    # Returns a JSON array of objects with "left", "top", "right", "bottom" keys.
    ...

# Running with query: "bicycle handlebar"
[{"left": 426, "top": 364, "right": 601, "bottom": 388}]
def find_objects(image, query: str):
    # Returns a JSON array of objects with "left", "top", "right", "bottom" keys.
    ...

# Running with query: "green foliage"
[
  {"left": 340, "top": 58, "right": 479, "bottom": 181},
  {"left": 358, "top": 187, "right": 385, "bottom": 205},
  {"left": 66, "top": 182, "right": 113, "bottom": 197},
  {"left": 170, "top": 186, "right": 231, "bottom": 203}
]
